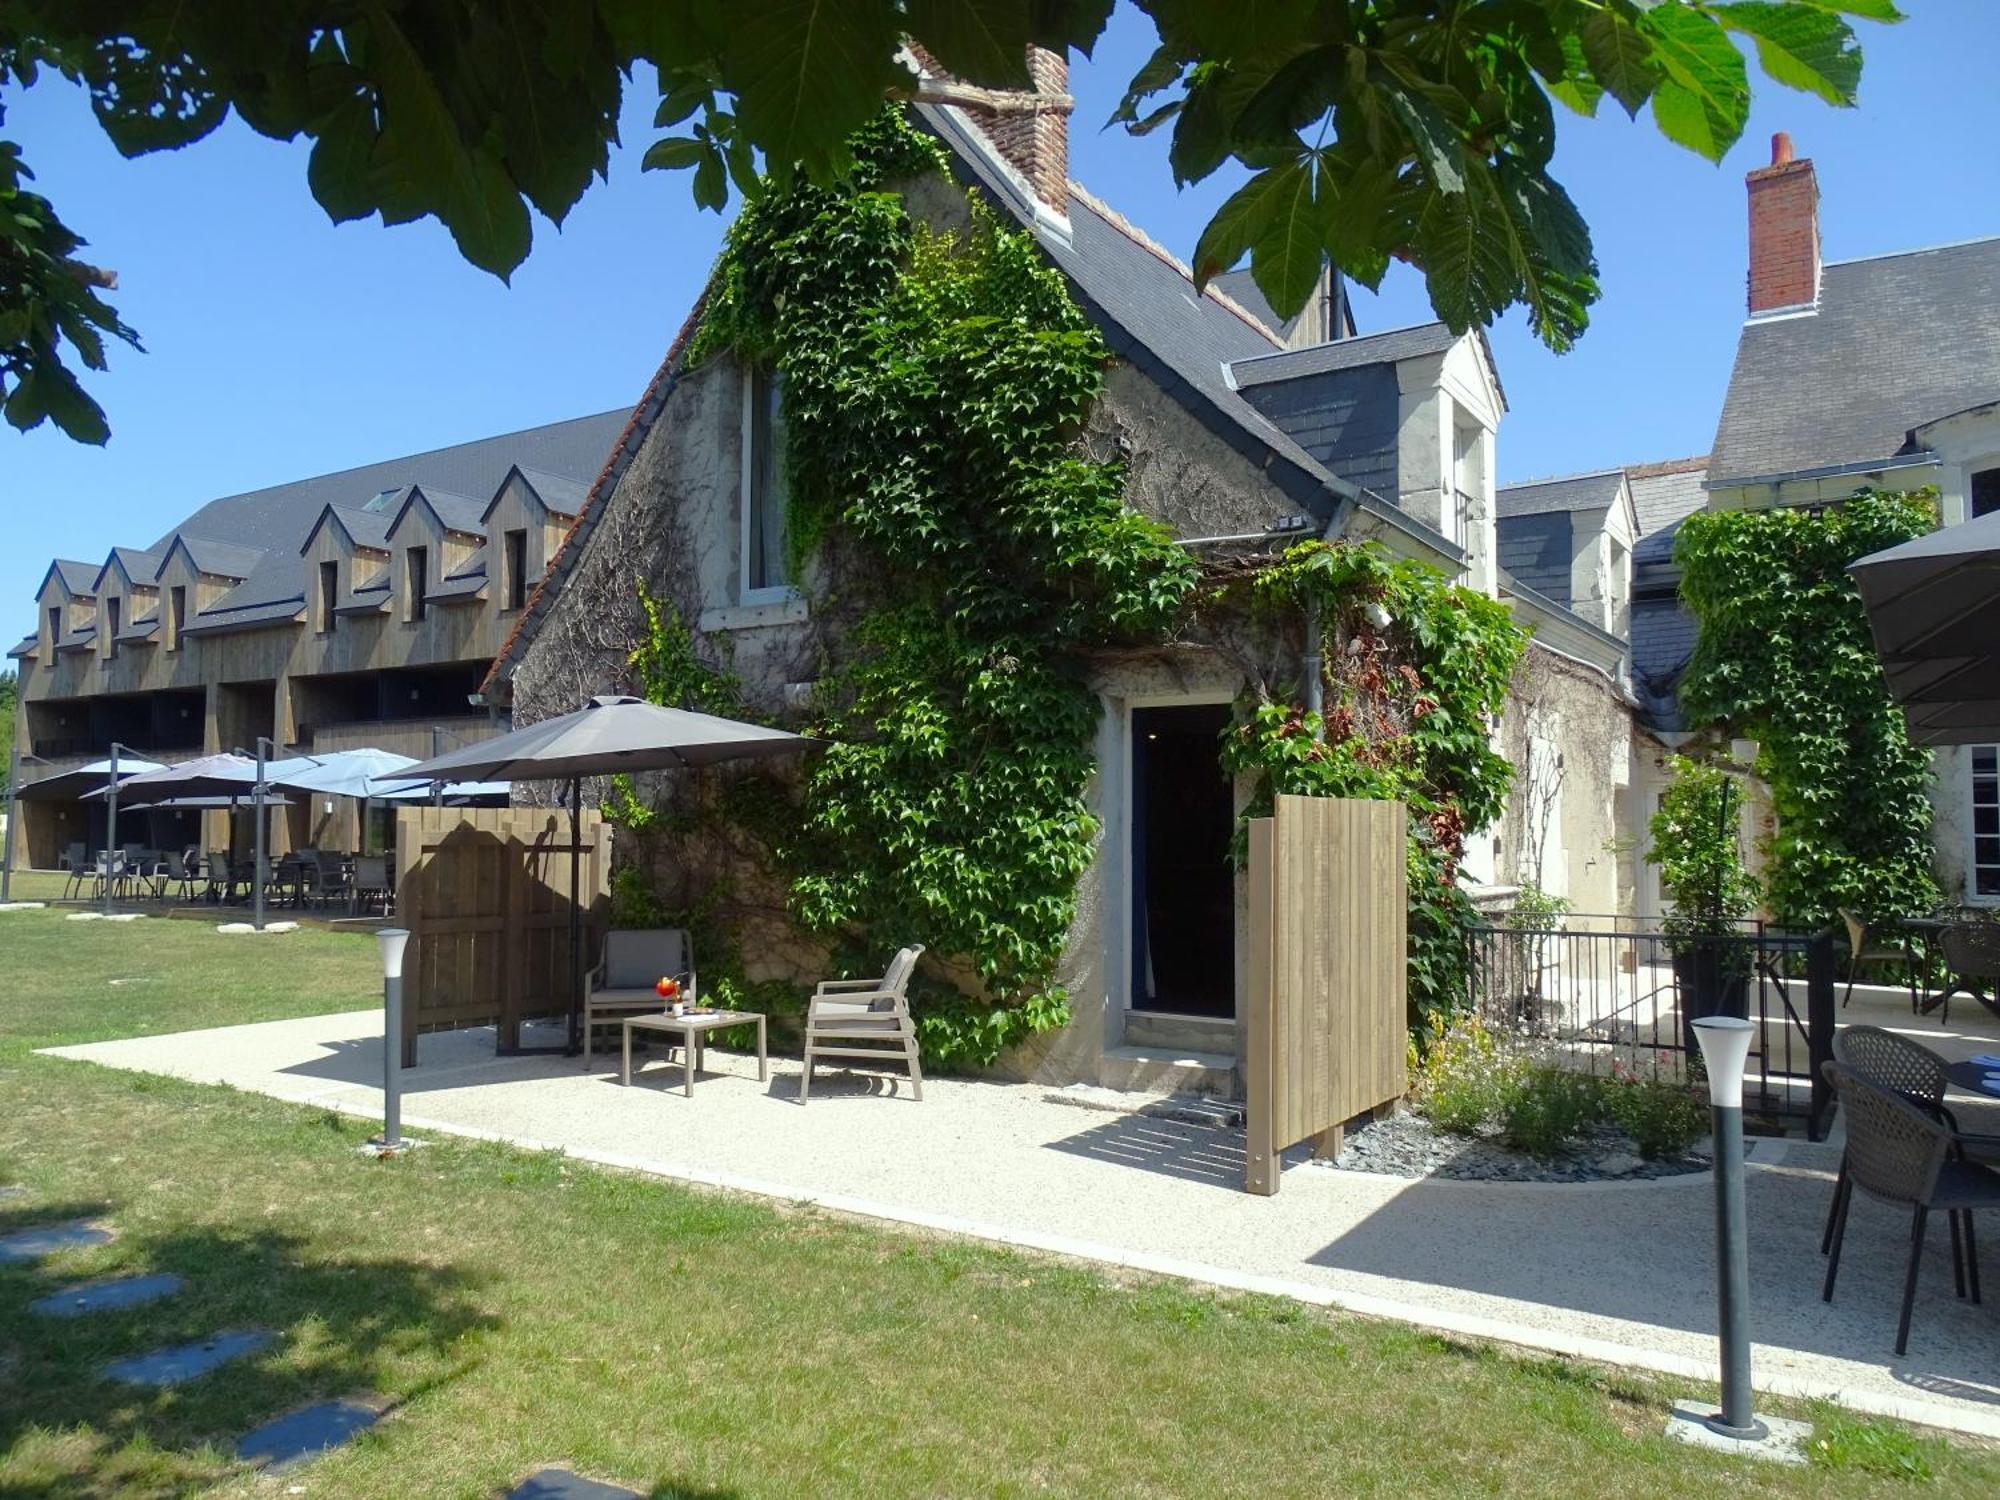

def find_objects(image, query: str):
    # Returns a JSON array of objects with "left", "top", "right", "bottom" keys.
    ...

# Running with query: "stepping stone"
[
  {"left": 236, "top": 1396, "right": 387, "bottom": 1471},
  {"left": 0, "top": 1221, "right": 112, "bottom": 1262},
  {"left": 31, "top": 1273, "right": 184, "bottom": 1318},
  {"left": 508, "top": 1469, "right": 644, "bottom": 1499},
  {"left": 105, "top": 1328, "right": 272, "bottom": 1387}
]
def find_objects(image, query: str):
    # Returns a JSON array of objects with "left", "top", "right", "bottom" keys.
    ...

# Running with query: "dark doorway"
[{"left": 1130, "top": 703, "right": 1235, "bottom": 1016}]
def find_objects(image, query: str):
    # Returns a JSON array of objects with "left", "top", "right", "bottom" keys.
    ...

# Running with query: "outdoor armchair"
[
  {"left": 801, "top": 945, "right": 925, "bottom": 1104},
  {"left": 60, "top": 842, "right": 89, "bottom": 899},
  {"left": 351, "top": 855, "right": 392, "bottom": 917},
  {"left": 584, "top": 928, "right": 696, "bottom": 1068},
  {"left": 1821, "top": 1060, "right": 2000, "bottom": 1355},
  {"left": 1823, "top": 1027, "right": 2000, "bottom": 1256},
  {"left": 1932, "top": 921, "right": 2000, "bottom": 1025},
  {"left": 1836, "top": 908, "right": 1919, "bottom": 1011}
]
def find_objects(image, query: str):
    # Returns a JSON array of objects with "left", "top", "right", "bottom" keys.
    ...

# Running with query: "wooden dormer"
[
  {"left": 91, "top": 547, "right": 164, "bottom": 660},
  {"left": 385, "top": 485, "right": 487, "bottom": 620},
  {"left": 34, "top": 560, "right": 97, "bottom": 661},
  {"left": 482, "top": 465, "right": 586, "bottom": 614},
  {"left": 153, "top": 534, "right": 264, "bottom": 648},
  {"left": 300, "top": 504, "right": 395, "bottom": 633}
]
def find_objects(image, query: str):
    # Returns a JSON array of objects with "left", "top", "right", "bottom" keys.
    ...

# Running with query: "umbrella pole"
[{"left": 569, "top": 776, "right": 582, "bottom": 1055}]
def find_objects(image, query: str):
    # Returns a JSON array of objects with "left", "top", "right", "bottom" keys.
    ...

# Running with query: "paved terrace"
[{"left": 45, "top": 1008, "right": 2000, "bottom": 1439}]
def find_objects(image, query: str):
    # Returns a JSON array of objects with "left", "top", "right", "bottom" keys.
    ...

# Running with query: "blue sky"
[{"left": 6, "top": 1, "right": 1998, "bottom": 633}]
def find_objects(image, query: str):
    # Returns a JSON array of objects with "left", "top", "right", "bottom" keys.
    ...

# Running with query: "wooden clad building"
[{"left": 7, "top": 412, "right": 626, "bottom": 869}]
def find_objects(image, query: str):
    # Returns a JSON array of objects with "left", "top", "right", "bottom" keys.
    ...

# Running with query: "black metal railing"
[{"left": 1464, "top": 914, "right": 1838, "bottom": 1139}]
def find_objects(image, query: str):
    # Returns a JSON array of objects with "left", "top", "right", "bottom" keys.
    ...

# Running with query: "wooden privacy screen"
[
  {"left": 1244, "top": 794, "right": 1408, "bottom": 1195},
  {"left": 394, "top": 806, "right": 610, "bottom": 1062}
]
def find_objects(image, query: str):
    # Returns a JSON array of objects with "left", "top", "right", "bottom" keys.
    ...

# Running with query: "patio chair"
[
  {"left": 60, "top": 842, "right": 89, "bottom": 899},
  {"left": 583, "top": 928, "right": 695, "bottom": 1068},
  {"left": 1931, "top": 922, "right": 2000, "bottom": 1025},
  {"left": 801, "top": 945, "right": 924, "bottom": 1104},
  {"left": 1837, "top": 909, "right": 1919, "bottom": 1011},
  {"left": 1820, "top": 1060, "right": 2000, "bottom": 1355},
  {"left": 170, "top": 846, "right": 201, "bottom": 904},
  {"left": 307, "top": 849, "right": 351, "bottom": 911},
  {"left": 204, "top": 851, "right": 236, "bottom": 904},
  {"left": 350, "top": 855, "right": 392, "bottom": 917},
  {"left": 1822, "top": 1027, "right": 2000, "bottom": 1254}
]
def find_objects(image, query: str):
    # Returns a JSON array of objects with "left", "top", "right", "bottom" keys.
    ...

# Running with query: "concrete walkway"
[{"left": 44, "top": 1011, "right": 2000, "bottom": 1439}]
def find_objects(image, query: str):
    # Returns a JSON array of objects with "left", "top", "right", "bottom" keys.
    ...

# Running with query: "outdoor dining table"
[
  {"left": 619, "top": 1010, "right": 768, "bottom": 1097},
  {"left": 1945, "top": 1059, "right": 2000, "bottom": 1101}
]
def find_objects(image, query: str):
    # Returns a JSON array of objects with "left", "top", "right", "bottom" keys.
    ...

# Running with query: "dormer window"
[
  {"left": 407, "top": 546, "right": 429, "bottom": 622},
  {"left": 1974, "top": 467, "right": 2000, "bottom": 520},
  {"left": 48, "top": 605, "right": 61, "bottom": 646},
  {"left": 741, "top": 367, "right": 790, "bottom": 601},
  {"left": 168, "top": 585, "right": 186, "bottom": 651},
  {"left": 106, "top": 596, "right": 121, "bottom": 658},
  {"left": 504, "top": 528, "right": 528, "bottom": 611}
]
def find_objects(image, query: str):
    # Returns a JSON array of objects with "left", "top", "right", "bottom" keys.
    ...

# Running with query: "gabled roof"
[
  {"left": 182, "top": 552, "right": 306, "bottom": 636},
  {"left": 38, "top": 560, "right": 99, "bottom": 601},
  {"left": 1709, "top": 237, "right": 2000, "bottom": 487},
  {"left": 93, "top": 547, "right": 164, "bottom": 594},
  {"left": 385, "top": 484, "right": 487, "bottom": 542},
  {"left": 1627, "top": 457, "right": 1708, "bottom": 570},
  {"left": 157, "top": 534, "right": 269, "bottom": 582},
  {"left": 300, "top": 503, "right": 394, "bottom": 556},
  {"left": 483, "top": 464, "right": 591, "bottom": 523},
  {"left": 1229, "top": 322, "right": 1459, "bottom": 388},
  {"left": 1497, "top": 470, "right": 1625, "bottom": 518}
]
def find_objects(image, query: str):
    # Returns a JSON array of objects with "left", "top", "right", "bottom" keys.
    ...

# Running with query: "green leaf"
[
  {"left": 906, "top": 0, "right": 1033, "bottom": 86},
  {"left": 1108, "top": 40, "right": 1188, "bottom": 127},
  {"left": 1578, "top": 7, "right": 1660, "bottom": 117},
  {"left": 306, "top": 96, "right": 380, "bottom": 223},
  {"left": 1784, "top": 1, "right": 1903, "bottom": 19},
  {"left": 655, "top": 79, "right": 712, "bottom": 128},
  {"left": 642, "top": 136, "right": 705, "bottom": 171},
  {"left": 1714, "top": 2, "right": 1862, "bottom": 105},
  {"left": 1190, "top": 157, "right": 1323, "bottom": 315},
  {"left": 4, "top": 366, "right": 110, "bottom": 445},
  {"left": 722, "top": 0, "right": 900, "bottom": 178},
  {"left": 1167, "top": 74, "right": 1232, "bottom": 185},
  {"left": 1369, "top": 59, "right": 1466, "bottom": 195},
  {"left": 692, "top": 144, "right": 728, "bottom": 210},
  {"left": 1638, "top": 2, "right": 1750, "bottom": 159}
]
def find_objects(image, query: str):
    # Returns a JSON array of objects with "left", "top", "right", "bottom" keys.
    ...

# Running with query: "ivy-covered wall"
[{"left": 512, "top": 111, "right": 1528, "bottom": 1081}]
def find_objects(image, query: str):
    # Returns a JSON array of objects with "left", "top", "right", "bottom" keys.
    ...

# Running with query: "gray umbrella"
[
  {"left": 385, "top": 696, "right": 817, "bottom": 1053},
  {"left": 1849, "top": 509, "right": 2000, "bottom": 745}
]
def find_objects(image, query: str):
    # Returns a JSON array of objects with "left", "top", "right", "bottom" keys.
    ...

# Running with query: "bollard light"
[
  {"left": 1691, "top": 1016, "right": 1766, "bottom": 1442},
  {"left": 373, "top": 927, "right": 411, "bottom": 1152}
]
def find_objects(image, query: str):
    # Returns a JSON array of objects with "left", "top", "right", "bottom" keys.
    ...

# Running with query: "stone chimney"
[
  {"left": 909, "top": 44, "right": 1071, "bottom": 214},
  {"left": 1746, "top": 132, "right": 1820, "bottom": 315}
]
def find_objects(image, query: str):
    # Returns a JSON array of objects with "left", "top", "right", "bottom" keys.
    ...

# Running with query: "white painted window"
[
  {"left": 740, "top": 366, "right": 791, "bottom": 602},
  {"left": 1972, "top": 745, "right": 2000, "bottom": 901}
]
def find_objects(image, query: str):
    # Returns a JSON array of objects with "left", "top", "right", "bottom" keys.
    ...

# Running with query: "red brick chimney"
[
  {"left": 909, "top": 44, "right": 1071, "bottom": 214},
  {"left": 1746, "top": 132, "right": 1820, "bottom": 315}
]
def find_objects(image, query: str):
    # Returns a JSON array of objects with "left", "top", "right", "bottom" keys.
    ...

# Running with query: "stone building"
[
  {"left": 8, "top": 413, "right": 625, "bottom": 867},
  {"left": 486, "top": 61, "right": 1647, "bottom": 1092}
]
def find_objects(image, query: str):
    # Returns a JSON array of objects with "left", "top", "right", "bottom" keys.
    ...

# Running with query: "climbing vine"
[
  {"left": 696, "top": 110, "right": 1199, "bottom": 1069},
  {"left": 1676, "top": 488, "right": 1940, "bottom": 926},
  {"left": 1205, "top": 541, "right": 1526, "bottom": 1023}
]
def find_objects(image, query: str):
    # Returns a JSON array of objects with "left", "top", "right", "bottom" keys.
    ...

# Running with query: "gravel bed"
[{"left": 1311, "top": 1111, "right": 1708, "bottom": 1184}]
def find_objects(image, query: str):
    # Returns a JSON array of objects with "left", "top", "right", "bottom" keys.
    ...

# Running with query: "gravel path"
[{"left": 1321, "top": 1113, "right": 1707, "bottom": 1184}]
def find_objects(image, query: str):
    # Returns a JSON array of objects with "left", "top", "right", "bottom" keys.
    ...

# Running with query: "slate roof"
[
  {"left": 1709, "top": 237, "right": 2000, "bottom": 486},
  {"left": 1229, "top": 322, "right": 1458, "bottom": 388},
  {"left": 1627, "top": 457, "right": 1708, "bottom": 570},
  {"left": 42, "top": 560, "right": 99, "bottom": 599},
  {"left": 1496, "top": 470, "right": 1624, "bottom": 518},
  {"left": 304, "top": 503, "right": 395, "bottom": 554},
  {"left": 513, "top": 466, "right": 590, "bottom": 516},
  {"left": 164, "top": 536, "right": 271, "bottom": 581},
  {"left": 386, "top": 484, "right": 488, "bottom": 541},
  {"left": 1630, "top": 595, "right": 1701, "bottom": 730},
  {"left": 7, "top": 636, "right": 34, "bottom": 659}
]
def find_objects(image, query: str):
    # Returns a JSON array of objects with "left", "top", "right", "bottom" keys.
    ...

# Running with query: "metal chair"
[
  {"left": 1821, "top": 1060, "right": 2000, "bottom": 1354},
  {"left": 351, "top": 855, "right": 392, "bottom": 917},
  {"left": 204, "top": 851, "right": 236, "bottom": 904},
  {"left": 1822, "top": 1027, "right": 2000, "bottom": 1255},
  {"left": 801, "top": 945, "right": 925, "bottom": 1103},
  {"left": 583, "top": 928, "right": 696, "bottom": 1067},
  {"left": 60, "top": 842, "right": 89, "bottom": 899},
  {"left": 170, "top": 846, "right": 201, "bottom": 903},
  {"left": 1837, "top": 908, "right": 1919, "bottom": 1011}
]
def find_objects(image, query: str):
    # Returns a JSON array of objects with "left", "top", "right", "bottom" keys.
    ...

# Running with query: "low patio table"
[
  {"left": 621, "top": 1010, "right": 767, "bottom": 1098},
  {"left": 1945, "top": 1059, "right": 2000, "bottom": 1101}
]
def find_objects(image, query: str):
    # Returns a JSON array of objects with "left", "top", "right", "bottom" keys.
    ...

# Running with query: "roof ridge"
[
  {"left": 1825, "top": 233, "right": 2000, "bottom": 269},
  {"left": 1623, "top": 455, "right": 1709, "bottom": 479},
  {"left": 1064, "top": 182, "right": 1283, "bottom": 349},
  {"left": 1499, "top": 467, "right": 1624, "bottom": 490}
]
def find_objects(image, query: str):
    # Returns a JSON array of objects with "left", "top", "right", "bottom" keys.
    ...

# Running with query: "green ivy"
[
  {"left": 696, "top": 110, "right": 1199, "bottom": 1070},
  {"left": 1676, "top": 490, "right": 1940, "bottom": 927},
  {"left": 1647, "top": 753, "right": 1759, "bottom": 949},
  {"left": 1209, "top": 540, "right": 1527, "bottom": 1026}
]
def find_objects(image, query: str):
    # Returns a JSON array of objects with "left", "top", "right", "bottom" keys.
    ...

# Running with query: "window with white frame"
[
  {"left": 1973, "top": 745, "right": 1999, "bottom": 900},
  {"left": 740, "top": 366, "right": 790, "bottom": 600}
]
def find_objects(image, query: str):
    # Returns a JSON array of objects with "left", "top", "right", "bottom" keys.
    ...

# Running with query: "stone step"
[
  {"left": 1098, "top": 1045, "right": 1239, "bottom": 1100},
  {"left": 0, "top": 1220, "right": 112, "bottom": 1262},
  {"left": 509, "top": 1469, "right": 644, "bottom": 1499},
  {"left": 31, "top": 1273, "right": 183, "bottom": 1318},
  {"left": 105, "top": 1328, "right": 272, "bottom": 1387},
  {"left": 1123, "top": 1010, "right": 1238, "bottom": 1055},
  {"left": 237, "top": 1395, "right": 389, "bottom": 1472}
]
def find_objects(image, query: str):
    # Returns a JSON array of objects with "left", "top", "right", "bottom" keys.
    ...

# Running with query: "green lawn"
[{"left": 0, "top": 907, "right": 1995, "bottom": 1497}]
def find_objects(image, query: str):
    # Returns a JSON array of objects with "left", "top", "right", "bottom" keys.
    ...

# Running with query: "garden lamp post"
[
  {"left": 1691, "top": 1015, "right": 1766, "bottom": 1442},
  {"left": 102, "top": 741, "right": 134, "bottom": 917},
  {"left": 374, "top": 927, "right": 409, "bottom": 1152}
]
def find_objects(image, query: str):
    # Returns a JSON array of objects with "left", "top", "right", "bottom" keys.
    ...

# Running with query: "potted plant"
[{"left": 1647, "top": 755, "right": 1760, "bottom": 1056}]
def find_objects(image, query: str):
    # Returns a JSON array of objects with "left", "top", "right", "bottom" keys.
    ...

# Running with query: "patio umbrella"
[
  {"left": 385, "top": 696, "right": 817, "bottom": 1052},
  {"left": 14, "top": 755, "right": 166, "bottom": 801},
  {"left": 1849, "top": 509, "right": 2000, "bottom": 745}
]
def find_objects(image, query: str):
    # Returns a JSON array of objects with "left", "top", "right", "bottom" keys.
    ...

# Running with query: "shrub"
[
  {"left": 1414, "top": 1011, "right": 1504, "bottom": 1135},
  {"left": 1494, "top": 1063, "right": 1602, "bottom": 1156},
  {"left": 1602, "top": 1076, "right": 1707, "bottom": 1159}
]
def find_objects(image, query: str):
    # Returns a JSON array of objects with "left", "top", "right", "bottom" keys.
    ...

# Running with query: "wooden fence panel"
[
  {"left": 394, "top": 806, "right": 609, "bottom": 1062},
  {"left": 1244, "top": 794, "right": 1408, "bottom": 1195}
]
